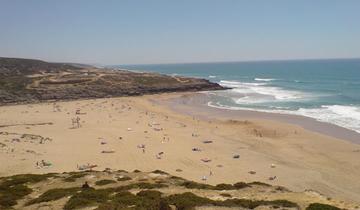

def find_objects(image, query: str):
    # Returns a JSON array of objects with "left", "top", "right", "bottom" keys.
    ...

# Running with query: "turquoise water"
[{"left": 118, "top": 59, "right": 360, "bottom": 133}]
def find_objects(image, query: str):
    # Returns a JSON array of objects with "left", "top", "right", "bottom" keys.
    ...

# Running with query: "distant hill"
[
  {"left": 0, "top": 57, "right": 81, "bottom": 76},
  {"left": 0, "top": 57, "right": 224, "bottom": 105}
]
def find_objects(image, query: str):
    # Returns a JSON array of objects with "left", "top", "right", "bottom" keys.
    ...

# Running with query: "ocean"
[{"left": 119, "top": 59, "right": 360, "bottom": 134}]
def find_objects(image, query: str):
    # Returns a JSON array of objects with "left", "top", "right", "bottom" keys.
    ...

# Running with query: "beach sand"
[{"left": 1, "top": 93, "right": 360, "bottom": 204}]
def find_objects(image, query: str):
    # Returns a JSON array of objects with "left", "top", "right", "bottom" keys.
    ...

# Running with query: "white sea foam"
[
  {"left": 219, "top": 80, "right": 304, "bottom": 101},
  {"left": 211, "top": 79, "right": 360, "bottom": 133},
  {"left": 207, "top": 100, "right": 360, "bottom": 133},
  {"left": 295, "top": 105, "right": 360, "bottom": 133},
  {"left": 209, "top": 75, "right": 217, "bottom": 78},
  {"left": 254, "top": 78, "right": 276, "bottom": 81},
  {"left": 220, "top": 80, "right": 266, "bottom": 86}
]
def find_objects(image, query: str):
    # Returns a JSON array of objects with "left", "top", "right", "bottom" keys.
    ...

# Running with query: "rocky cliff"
[{"left": 0, "top": 57, "right": 224, "bottom": 105}]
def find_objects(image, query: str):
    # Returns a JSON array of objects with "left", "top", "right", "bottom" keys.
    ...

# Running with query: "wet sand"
[{"left": 164, "top": 92, "right": 360, "bottom": 144}]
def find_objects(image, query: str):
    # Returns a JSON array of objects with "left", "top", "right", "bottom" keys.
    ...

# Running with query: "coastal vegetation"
[{"left": 0, "top": 171, "right": 348, "bottom": 209}]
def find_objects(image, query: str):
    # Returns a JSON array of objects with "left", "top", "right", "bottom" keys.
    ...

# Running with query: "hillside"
[
  {"left": 0, "top": 57, "right": 224, "bottom": 105},
  {"left": 0, "top": 170, "right": 351, "bottom": 210}
]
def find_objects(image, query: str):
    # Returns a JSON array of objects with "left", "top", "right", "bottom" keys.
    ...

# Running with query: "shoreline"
[
  {"left": 1, "top": 93, "right": 360, "bottom": 203},
  {"left": 2, "top": 91, "right": 359, "bottom": 144},
  {"left": 162, "top": 92, "right": 360, "bottom": 144}
]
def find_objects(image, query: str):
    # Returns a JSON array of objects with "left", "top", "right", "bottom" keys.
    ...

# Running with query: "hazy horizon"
[
  {"left": 3, "top": 56, "right": 360, "bottom": 67},
  {"left": 1, "top": 0, "right": 360, "bottom": 65}
]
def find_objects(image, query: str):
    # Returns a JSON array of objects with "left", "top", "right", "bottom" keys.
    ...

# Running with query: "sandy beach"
[
  {"left": 165, "top": 92, "right": 360, "bottom": 144},
  {"left": 1, "top": 93, "right": 360, "bottom": 204}
]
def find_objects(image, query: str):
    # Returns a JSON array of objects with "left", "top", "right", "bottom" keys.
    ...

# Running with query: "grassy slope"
[{"left": 0, "top": 170, "right": 350, "bottom": 210}]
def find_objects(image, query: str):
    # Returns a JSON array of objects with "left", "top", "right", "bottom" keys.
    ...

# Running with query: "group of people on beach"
[{"left": 45, "top": 101, "right": 277, "bottom": 184}]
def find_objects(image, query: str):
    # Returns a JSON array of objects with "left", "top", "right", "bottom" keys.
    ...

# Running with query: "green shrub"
[
  {"left": 63, "top": 172, "right": 88, "bottom": 182},
  {"left": 1, "top": 173, "right": 53, "bottom": 187},
  {"left": 134, "top": 182, "right": 167, "bottom": 189},
  {"left": 166, "top": 192, "right": 214, "bottom": 210},
  {"left": 180, "top": 181, "right": 250, "bottom": 191},
  {"left": 95, "top": 202, "right": 132, "bottom": 210},
  {"left": 0, "top": 194, "right": 18, "bottom": 207},
  {"left": 170, "top": 176, "right": 185, "bottom": 180},
  {"left": 117, "top": 169, "right": 129, "bottom": 173},
  {"left": 95, "top": 179, "right": 117, "bottom": 186},
  {"left": 151, "top": 170, "right": 169, "bottom": 175},
  {"left": 165, "top": 192, "right": 298, "bottom": 210},
  {"left": 269, "top": 200, "right": 298, "bottom": 208},
  {"left": 64, "top": 188, "right": 112, "bottom": 210},
  {"left": 306, "top": 203, "right": 341, "bottom": 210},
  {"left": 0, "top": 185, "right": 32, "bottom": 207},
  {"left": 155, "top": 180, "right": 167, "bottom": 184},
  {"left": 248, "top": 181, "right": 271, "bottom": 187},
  {"left": 0, "top": 173, "right": 54, "bottom": 207},
  {"left": 219, "top": 198, "right": 298, "bottom": 209},
  {"left": 233, "top": 182, "right": 250, "bottom": 189},
  {"left": 112, "top": 191, "right": 141, "bottom": 206},
  {"left": 111, "top": 182, "right": 167, "bottom": 192},
  {"left": 180, "top": 181, "right": 214, "bottom": 190},
  {"left": 97, "top": 191, "right": 171, "bottom": 210},
  {"left": 2, "top": 184, "right": 33, "bottom": 198},
  {"left": 26, "top": 187, "right": 80, "bottom": 205},
  {"left": 117, "top": 176, "right": 132, "bottom": 181},
  {"left": 220, "top": 193, "right": 232, "bottom": 197},
  {"left": 137, "top": 190, "right": 162, "bottom": 200},
  {"left": 214, "top": 183, "right": 235, "bottom": 190}
]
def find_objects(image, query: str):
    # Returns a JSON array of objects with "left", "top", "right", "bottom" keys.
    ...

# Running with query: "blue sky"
[{"left": 1, "top": 0, "right": 359, "bottom": 65}]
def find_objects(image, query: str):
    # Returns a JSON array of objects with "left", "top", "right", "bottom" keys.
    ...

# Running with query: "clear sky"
[{"left": 1, "top": 0, "right": 359, "bottom": 65}]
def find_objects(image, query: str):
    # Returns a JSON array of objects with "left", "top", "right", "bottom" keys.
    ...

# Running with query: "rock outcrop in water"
[{"left": 0, "top": 57, "right": 225, "bottom": 105}]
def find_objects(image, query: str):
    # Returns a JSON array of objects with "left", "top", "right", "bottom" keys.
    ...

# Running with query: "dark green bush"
[
  {"left": 26, "top": 187, "right": 80, "bottom": 205},
  {"left": 151, "top": 170, "right": 169, "bottom": 175},
  {"left": 306, "top": 203, "right": 341, "bottom": 210},
  {"left": 233, "top": 182, "right": 250, "bottom": 189},
  {"left": 64, "top": 188, "right": 112, "bottom": 210},
  {"left": 0, "top": 173, "right": 54, "bottom": 207},
  {"left": 137, "top": 190, "right": 162, "bottom": 200},
  {"left": 218, "top": 198, "right": 298, "bottom": 209},
  {"left": 214, "top": 183, "right": 235, "bottom": 190},
  {"left": 111, "top": 182, "right": 167, "bottom": 192},
  {"left": 220, "top": 193, "right": 232, "bottom": 197},
  {"left": 180, "top": 181, "right": 214, "bottom": 190},
  {"left": 166, "top": 192, "right": 214, "bottom": 210},
  {"left": 97, "top": 191, "right": 171, "bottom": 210},
  {"left": 165, "top": 192, "right": 298, "bottom": 210},
  {"left": 133, "top": 182, "right": 168, "bottom": 189},
  {"left": 63, "top": 172, "right": 88, "bottom": 182},
  {"left": 95, "top": 179, "right": 117, "bottom": 186},
  {"left": 117, "top": 169, "right": 129, "bottom": 173},
  {"left": 1, "top": 173, "right": 53, "bottom": 187},
  {"left": 248, "top": 181, "right": 271, "bottom": 187}
]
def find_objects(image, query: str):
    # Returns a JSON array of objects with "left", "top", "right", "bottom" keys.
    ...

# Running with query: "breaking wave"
[
  {"left": 208, "top": 100, "right": 360, "bottom": 133},
  {"left": 254, "top": 78, "right": 276, "bottom": 82},
  {"left": 219, "top": 80, "right": 304, "bottom": 102}
]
